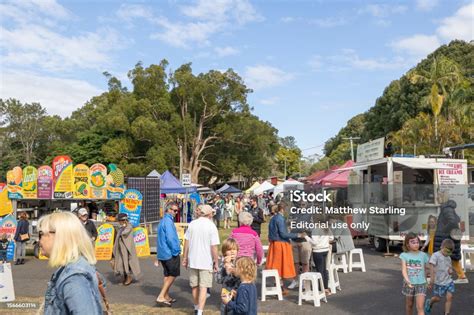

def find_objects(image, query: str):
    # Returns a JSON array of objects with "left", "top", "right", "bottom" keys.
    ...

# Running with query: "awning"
[{"left": 394, "top": 160, "right": 455, "bottom": 169}]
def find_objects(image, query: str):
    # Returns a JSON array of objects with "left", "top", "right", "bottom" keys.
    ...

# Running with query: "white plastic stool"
[
  {"left": 298, "top": 272, "right": 327, "bottom": 307},
  {"left": 261, "top": 269, "right": 283, "bottom": 301},
  {"left": 332, "top": 253, "right": 348, "bottom": 273},
  {"left": 348, "top": 248, "right": 366, "bottom": 272},
  {"left": 327, "top": 264, "right": 341, "bottom": 294}
]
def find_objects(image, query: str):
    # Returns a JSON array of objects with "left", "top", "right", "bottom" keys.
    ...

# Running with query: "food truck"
[{"left": 347, "top": 138, "right": 469, "bottom": 252}]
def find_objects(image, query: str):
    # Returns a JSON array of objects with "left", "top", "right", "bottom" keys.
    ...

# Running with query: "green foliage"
[
  {"left": 324, "top": 40, "right": 473, "bottom": 166},
  {"left": 1, "top": 61, "right": 280, "bottom": 183}
]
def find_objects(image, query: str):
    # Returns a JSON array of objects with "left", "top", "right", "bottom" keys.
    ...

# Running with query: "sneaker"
[
  {"left": 424, "top": 299, "right": 431, "bottom": 314},
  {"left": 453, "top": 278, "right": 469, "bottom": 284},
  {"left": 287, "top": 280, "right": 298, "bottom": 289}
]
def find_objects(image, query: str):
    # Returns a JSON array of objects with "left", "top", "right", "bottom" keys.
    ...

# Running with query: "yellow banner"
[
  {"left": 7, "top": 167, "right": 23, "bottom": 199},
  {"left": 0, "top": 184, "right": 13, "bottom": 216},
  {"left": 95, "top": 223, "right": 115, "bottom": 260},
  {"left": 133, "top": 227, "right": 150, "bottom": 257},
  {"left": 175, "top": 223, "right": 189, "bottom": 254},
  {"left": 22, "top": 166, "right": 38, "bottom": 199},
  {"left": 73, "top": 164, "right": 90, "bottom": 199}
]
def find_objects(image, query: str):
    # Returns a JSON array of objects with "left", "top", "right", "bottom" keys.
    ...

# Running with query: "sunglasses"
[
  {"left": 39, "top": 231, "right": 55, "bottom": 240},
  {"left": 171, "top": 208, "right": 179, "bottom": 212}
]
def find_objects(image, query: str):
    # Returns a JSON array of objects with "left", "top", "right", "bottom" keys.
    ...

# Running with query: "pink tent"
[{"left": 317, "top": 160, "right": 354, "bottom": 188}]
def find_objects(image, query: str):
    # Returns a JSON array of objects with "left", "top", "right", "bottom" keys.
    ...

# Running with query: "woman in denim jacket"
[{"left": 39, "top": 211, "right": 102, "bottom": 315}]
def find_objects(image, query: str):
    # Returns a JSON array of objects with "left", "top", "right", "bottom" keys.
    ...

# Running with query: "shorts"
[
  {"left": 401, "top": 282, "right": 427, "bottom": 296},
  {"left": 433, "top": 282, "right": 455, "bottom": 297},
  {"left": 189, "top": 268, "right": 213, "bottom": 288},
  {"left": 160, "top": 255, "right": 180, "bottom": 277},
  {"left": 292, "top": 241, "right": 312, "bottom": 264}
]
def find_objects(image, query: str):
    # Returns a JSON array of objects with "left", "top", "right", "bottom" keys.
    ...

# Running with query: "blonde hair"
[
  {"left": 235, "top": 257, "right": 256, "bottom": 282},
  {"left": 38, "top": 211, "right": 96, "bottom": 267},
  {"left": 222, "top": 238, "right": 239, "bottom": 256}
]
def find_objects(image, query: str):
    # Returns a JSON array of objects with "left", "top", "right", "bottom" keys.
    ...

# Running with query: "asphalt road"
[{"left": 4, "top": 239, "right": 474, "bottom": 315}]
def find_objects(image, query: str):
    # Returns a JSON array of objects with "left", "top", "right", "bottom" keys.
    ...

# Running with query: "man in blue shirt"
[{"left": 155, "top": 203, "right": 181, "bottom": 307}]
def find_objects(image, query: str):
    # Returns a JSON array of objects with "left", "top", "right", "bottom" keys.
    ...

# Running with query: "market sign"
[
  {"left": 0, "top": 214, "right": 17, "bottom": 240},
  {"left": 181, "top": 173, "right": 191, "bottom": 186},
  {"left": 22, "top": 166, "right": 38, "bottom": 199},
  {"left": 53, "top": 156, "right": 73, "bottom": 199},
  {"left": 0, "top": 184, "right": 13, "bottom": 216},
  {"left": 107, "top": 163, "right": 125, "bottom": 200},
  {"left": 356, "top": 137, "right": 385, "bottom": 163},
  {"left": 119, "top": 189, "right": 143, "bottom": 227},
  {"left": 73, "top": 164, "right": 90, "bottom": 199},
  {"left": 7, "top": 167, "right": 23, "bottom": 199},
  {"left": 38, "top": 166, "right": 53, "bottom": 199},
  {"left": 90, "top": 163, "right": 107, "bottom": 199},
  {"left": 95, "top": 223, "right": 115, "bottom": 260},
  {"left": 133, "top": 227, "right": 150, "bottom": 257}
]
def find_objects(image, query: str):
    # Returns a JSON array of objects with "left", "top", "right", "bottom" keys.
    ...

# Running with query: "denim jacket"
[
  {"left": 44, "top": 256, "right": 102, "bottom": 315},
  {"left": 268, "top": 213, "right": 298, "bottom": 243}
]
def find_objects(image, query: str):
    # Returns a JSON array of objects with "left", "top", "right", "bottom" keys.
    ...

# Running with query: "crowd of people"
[{"left": 2, "top": 188, "right": 467, "bottom": 315}]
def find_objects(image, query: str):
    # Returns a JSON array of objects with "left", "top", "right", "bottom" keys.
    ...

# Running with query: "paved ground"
[{"left": 2, "top": 239, "right": 474, "bottom": 315}]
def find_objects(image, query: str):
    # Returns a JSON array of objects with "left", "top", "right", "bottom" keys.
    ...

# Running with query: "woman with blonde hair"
[{"left": 39, "top": 211, "right": 102, "bottom": 315}]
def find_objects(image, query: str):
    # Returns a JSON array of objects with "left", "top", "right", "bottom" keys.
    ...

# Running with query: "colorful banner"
[
  {"left": 53, "top": 156, "right": 73, "bottom": 199},
  {"left": 175, "top": 223, "right": 189, "bottom": 254},
  {"left": 0, "top": 184, "right": 13, "bottom": 216},
  {"left": 7, "top": 167, "right": 23, "bottom": 199},
  {"left": 22, "top": 166, "right": 38, "bottom": 199},
  {"left": 73, "top": 164, "right": 90, "bottom": 199},
  {"left": 107, "top": 164, "right": 125, "bottom": 200},
  {"left": 133, "top": 227, "right": 150, "bottom": 257},
  {"left": 38, "top": 166, "right": 53, "bottom": 199},
  {"left": 0, "top": 215, "right": 17, "bottom": 240},
  {"left": 119, "top": 189, "right": 143, "bottom": 227},
  {"left": 95, "top": 223, "right": 115, "bottom": 260},
  {"left": 7, "top": 242, "right": 15, "bottom": 261},
  {"left": 90, "top": 163, "right": 107, "bottom": 199}
]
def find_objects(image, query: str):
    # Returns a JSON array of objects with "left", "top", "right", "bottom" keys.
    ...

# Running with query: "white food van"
[{"left": 347, "top": 156, "right": 469, "bottom": 251}]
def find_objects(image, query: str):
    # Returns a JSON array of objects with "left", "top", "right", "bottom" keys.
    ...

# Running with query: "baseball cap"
[
  {"left": 200, "top": 205, "right": 213, "bottom": 216},
  {"left": 78, "top": 208, "right": 88, "bottom": 216}
]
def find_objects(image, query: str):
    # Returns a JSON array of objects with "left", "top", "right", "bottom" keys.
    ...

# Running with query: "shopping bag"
[{"left": 0, "top": 263, "right": 15, "bottom": 302}]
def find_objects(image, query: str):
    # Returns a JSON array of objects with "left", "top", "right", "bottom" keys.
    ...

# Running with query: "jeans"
[
  {"left": 15, "top": 241, "right": 26, "bottom": 259},
  {"left": 312, "top": 251, "right": 329, "bottom": 289}
]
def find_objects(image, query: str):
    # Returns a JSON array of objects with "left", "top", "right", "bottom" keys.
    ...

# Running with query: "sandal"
[
  {"left": 155, "top": 300, "right": 172, "bottom": 307},
  {"left": 167, "top": 298, "right": 177, "bottom": 303}
]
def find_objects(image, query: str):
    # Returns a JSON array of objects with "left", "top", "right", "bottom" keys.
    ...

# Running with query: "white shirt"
[
  {"left": 185, "top": 217, "right": 220, "bottom": 270},
  {"left": 305, "top": 227, "right": 334, "bottom": 253}
]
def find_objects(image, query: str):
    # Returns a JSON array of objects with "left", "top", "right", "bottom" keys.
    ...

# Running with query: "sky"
[{"left": 1, "top": 0, "right": 473, "bottom": 158}]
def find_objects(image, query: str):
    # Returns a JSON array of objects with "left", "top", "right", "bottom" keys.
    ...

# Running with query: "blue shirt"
[
  {"left": 268, "top": 213, "right": 298, "bottom": 243},
  {"left": 227, "top": 283, "right": 257, "bottom": 315},
  {"left": 400, "top": 251, "right": 430, "bottom": 285},
  {"left": 157, "top": 213, "right": 181, "bottom": 261}
]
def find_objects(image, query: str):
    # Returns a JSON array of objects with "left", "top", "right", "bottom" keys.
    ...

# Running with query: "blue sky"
[{"left": 1, "top": 0, "right": 472, "bottom": 158}]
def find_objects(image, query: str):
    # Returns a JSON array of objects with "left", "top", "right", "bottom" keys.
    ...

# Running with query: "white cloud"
[
  {"left": 437, "top": 3, "right": 474, "bottom": 41},
  {"left": 416, "top": 0, "right": 439, "bottom": 11},
  {"left": 244, "top": 65, "right": 294, "bottom": 90},
  {"left": 0, "top": 25, "right": 121, "bottom": 71},
  {"left": 0, "top": 0, "right": 72, "bottom": 23},
  {"left": 281, "top": 16, "right": 295, "bottom": 23},
  {"left": 309, "top": 17, "right": 347, "bottom": 28},
  {"left": 360, "top": 4, "right": 407, "bottom": 18},
  {"left": 150, "top": 0, "right": 262, "bottom": 48},
  {"left": 308, "top": 55, "right": 323, "bottom": 71},
  {"left": 0, "top": 70, "right": 103, "bottom": 117},
  {"left": 214, "top": 46, "right": 240, "bottom": 57},
  {"left": 390, "top": 34, "right": 441, "bottom": 57},
  {"left": 259, "top": 97, "right": 279, "bottom": 105},
  {"left": 318, "top": 49, "right": 409, "bottom": 71},
  {"left": 390, "top": 3, "right": 473, "bottom": 59},
  {"left": 116, "top": 4, "right": 155, "bottom": 23}
]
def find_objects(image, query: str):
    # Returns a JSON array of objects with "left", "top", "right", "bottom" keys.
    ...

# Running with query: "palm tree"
[{"left": 408, "top": 56, "right": 464, "bottom": 140}]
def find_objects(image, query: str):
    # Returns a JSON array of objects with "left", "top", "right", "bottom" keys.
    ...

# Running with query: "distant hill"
[{"left": 321, "top": 40, "right": 473, "bottom": 167}]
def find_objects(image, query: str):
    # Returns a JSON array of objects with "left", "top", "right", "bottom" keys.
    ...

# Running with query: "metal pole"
[
  {"left": 343, "top": 137, "right": 360, "bottom": 161},
  {"left": 284, "top": 158, "right": 287, "bottom": 179},
  {"left": 179, "top": 142, "right": 183, "bottom": 182}
]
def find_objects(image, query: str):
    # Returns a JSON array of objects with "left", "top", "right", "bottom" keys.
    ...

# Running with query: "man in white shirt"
[{"left": 182, "top": 205, "right": 220, "bottom": 315}]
